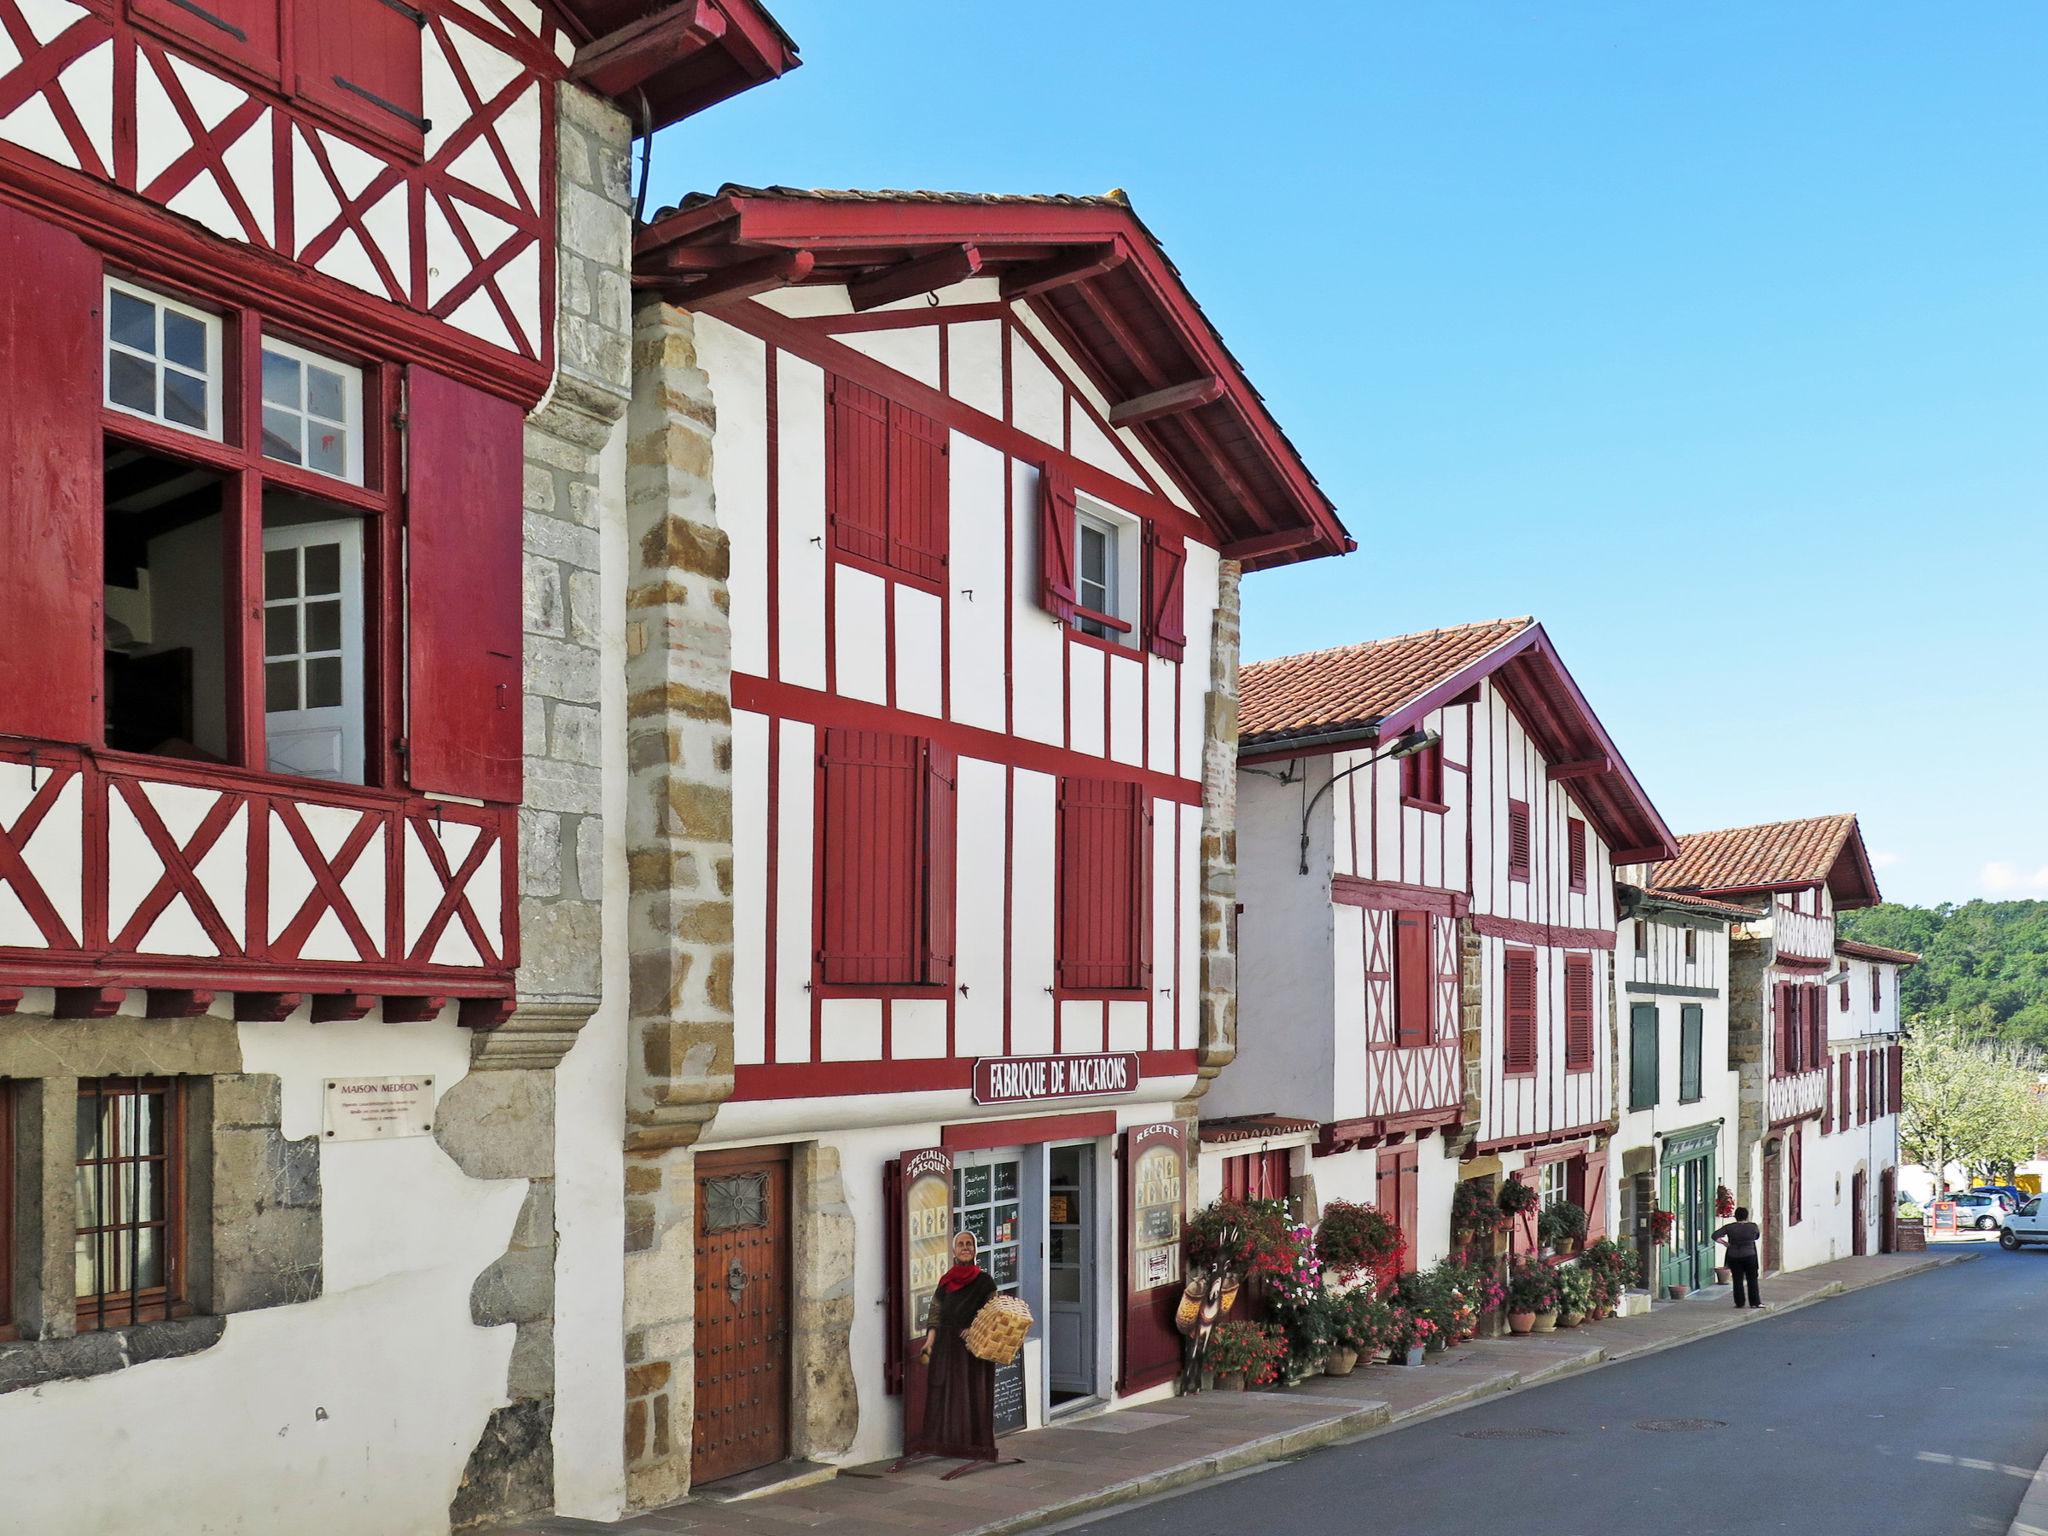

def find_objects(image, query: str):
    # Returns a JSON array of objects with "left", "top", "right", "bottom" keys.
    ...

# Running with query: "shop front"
[{"left": 1659, "top": 1124, "right": 1719, "bottom": 1293}]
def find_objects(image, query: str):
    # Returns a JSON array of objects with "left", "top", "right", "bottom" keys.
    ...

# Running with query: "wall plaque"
[
  {"left": 323, "top": 1075, "right": 436, "bottom": 1141},
  {"left": 971, "top": 1052, "right": 1140, "bottom": 1105}
]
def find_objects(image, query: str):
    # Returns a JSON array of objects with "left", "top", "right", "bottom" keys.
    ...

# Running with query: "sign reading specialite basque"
[{"left": 971, "top": 1052, "right": 1141, "bottom": 1106}]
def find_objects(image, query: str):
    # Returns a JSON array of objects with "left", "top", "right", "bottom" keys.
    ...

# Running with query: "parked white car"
[
  {"left": 1948, "top": 1190, "right": 2014, "bottom": 1231},
  {"left": 1999, "top": 1198, "right": 2048, "bottom": 1250}
]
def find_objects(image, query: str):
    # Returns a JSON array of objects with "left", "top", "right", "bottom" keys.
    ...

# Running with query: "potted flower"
[
  {"left": 1498, "top": 1178, "right": 1539, "bottom": 1220},
  {"left": 1385, "top": 1305, "right": 1436, "bottom": 1365},
  {"left": 1206, "top": 1320, "right": 1283, "bottom": 1390},
  {"left": 1326, "top": 1289, "right": 1385, "bottom": 1376},
  {"left": 1580, "top": 1237, "right": 1639, "bottom": 1318},
  {"left": 1537, "top": 1199, "right": 1588, "bottom": 1256},
  {"left": 1552, "top": 1262, "right": 1592, "bottom": 1327},
  {"left": 1505, "top": 1256, "right": 1555, "bottom": 1334},
  {"left": 1315, "top": 1201, "right": 1406, "bottom": 1289},
  {"left": 1715, "top": 1184, "right": 1736, "bottom": 1218},
  {"left": 1186, "top": 1198, "right": 1299, "bottom": 1311}
]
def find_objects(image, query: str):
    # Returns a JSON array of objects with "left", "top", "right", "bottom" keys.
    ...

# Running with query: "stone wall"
[
  {"left": 1727, "top": 936, "right": 1769, "bottom": 1208},
  {"left": 618, "top": 294, "right": 737, "bottom": 1507},
  {"left": 449, "top": 80, "right": 635, "bottom": 1531},
  {"left": 1446, "top": 918, "right": 1485, "bottom": 1160},
  {"left": 1186, "top": 558, "right": 1243, "bottom": 1110}
]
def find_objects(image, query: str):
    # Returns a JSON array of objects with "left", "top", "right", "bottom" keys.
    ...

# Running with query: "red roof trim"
[
  {"left": 558, "top": 0, "right": 800, "bottom": 130},
  {"left": 633, "top": 190, "right": 1349, "bottom": 568},
  {"left": 1834, "top": 938, "right": 1921, "bottom": 967}
]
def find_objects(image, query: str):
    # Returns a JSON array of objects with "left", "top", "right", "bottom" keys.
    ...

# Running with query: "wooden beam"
[
  {"left": 55, "top": 986, "right": 123, "bottom": 1019},
  {"left": 679, "top": 249, "right": 815, "bottom": 308},
  {"left": 459, "top": 996, "right": 517, "bottom": 1031},
  {"left": 234, "top": 991, "right": 302, "bottom": 1022},
  {"left": 382, "top": 995, "right": 449, "bottom": 1023},
  {"left": 571, "top": 1, "right": 725, "bottom": 99},
  {"left": 1220, "top": 528, "right": 1318, "bottom": 561},
  {"left": 1548, "top": 756, "right": 1613, "bottom": 783},
  {"left": 310, "top": 993, "right": 376, "bottom": 1024},
  {"left": 145, "top": 988, "right": 215, "bottom": 1019},
  {"left": 998, "top": 243, "right": 1125, "bottom": 301},
  {"left": 1107, "top": 375, "right": 1223, "bottom": 428},
  {"left": 848, "top": 244, "right": 984, "bottom": 312},
  {"left": 0, "top": 986, "right": 23, "bottom": 1016}
]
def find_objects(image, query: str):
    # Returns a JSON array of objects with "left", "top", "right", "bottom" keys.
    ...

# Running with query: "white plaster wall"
[
  {"left": 1611, "top": 916, "right": 1740, "bottom": 1175},
  {"left": 0, "top": 1012, "right": 524, "bottom": 1536}
]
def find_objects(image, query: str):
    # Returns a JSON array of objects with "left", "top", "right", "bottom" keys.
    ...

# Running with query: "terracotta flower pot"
[
  {"left": 1325, "top": 1346, "right": 1360, "bottom": 1377},
  {"left": 1532, "top": 1310, "right": 1558, "bottom": 1333},
  {"left": 1216, "top": 1372, "right": 1246, "bottom": 1392},
  {"left": 1508, "top": 1311, "right": 1536, "bottom": 1334},
  {"left": 1714, "top": 1267, "right": 1732, "bottom": 1285}
]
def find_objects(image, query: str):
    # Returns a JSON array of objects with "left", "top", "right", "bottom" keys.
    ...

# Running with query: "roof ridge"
[
  {"left": 1675, "top": 812, "right": 1858, "bottom": 842},
  {"left": 1243, "top": 616, "right": 1532, "bottom": 672}
]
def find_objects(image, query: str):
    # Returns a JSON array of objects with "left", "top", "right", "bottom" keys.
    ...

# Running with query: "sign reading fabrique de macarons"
[{"left": 971, "top": 1052, "right": 1141, "bottom": 1106}]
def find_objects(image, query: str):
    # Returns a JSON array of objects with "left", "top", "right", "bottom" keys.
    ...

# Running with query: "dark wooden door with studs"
[{"left": 692, "top": 1146, "right": 792, "bottom": 1485}]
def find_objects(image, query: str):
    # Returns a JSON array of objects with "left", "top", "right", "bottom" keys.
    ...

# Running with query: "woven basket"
[{"left": 963, "top": 1294, "right": 1033, "bottom": 1365}]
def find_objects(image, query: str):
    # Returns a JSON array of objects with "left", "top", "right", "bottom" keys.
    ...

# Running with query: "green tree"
[{"left": 1901, "top": 1016, "right": 2048, "bottom": 1189}]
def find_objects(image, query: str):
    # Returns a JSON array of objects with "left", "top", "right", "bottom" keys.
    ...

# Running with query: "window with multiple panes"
[
  {"left": 1566, "top": 816, "right": 1586, "bottom": 891},
  {"left": 1502, "top": 947, "right": 1537, "bottom": 1075},
  {"left": 1563, "top": 953, "right": 1594, "bottom": 1072},
  {"left": 825, "top": 374, "right": 948, "bottom": 586},
  {"left": 1679, "top": 1003, "right": 1703, "bottom": 1102},
  {"left": 815, "top": 728, "right": 956, "bottom": 988},
  {"left": 1074, "top": 510, "right": 1125, "bottom": 640},
  {"left": 74, "top": 1077, "right": 188, "bottom": 1332},
  {"left": 1506, "top": 799, "right": 1531, "bottom": 882},
  {"left": 1035, "top": 467, "right": 1187, "bottom": 661},
  {"left": 261, "top": 337, "right": 364, "bottom": 483},
  {"left": 104, "top": 277, "right": 223, "bottom": 439},
  {"left": 126, "top": 0, "right": 429, "bottom": 153},
  {"left": 1393, "top": 909, "right": 1431, "bottom": 1047},
  {"left": 1629, "top": 1003, "right": 1658, "bottom": 1109},
  {"left": 1683, "top": 926, "right": 1697, "bottom": 964},
  {"left": 1056, "top": 776, "right": 1151, "bottom": 992},
  {"left": 1400, "top": 739, "right": 1445, "bottom": 809}
]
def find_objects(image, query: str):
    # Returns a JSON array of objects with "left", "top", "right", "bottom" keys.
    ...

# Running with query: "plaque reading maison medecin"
[{"left": 323, "top": 1075, "right": 436, "bottom": 1141}]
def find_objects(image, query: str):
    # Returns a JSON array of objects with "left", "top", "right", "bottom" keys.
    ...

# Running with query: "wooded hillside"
[{"left": 1837, "top": 900, "right": 2048, "bottom": 1050}]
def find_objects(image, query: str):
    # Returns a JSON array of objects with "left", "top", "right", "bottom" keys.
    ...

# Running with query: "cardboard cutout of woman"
[{"left": 908, "top": 1230, "right": 999, "bottom": 1462}]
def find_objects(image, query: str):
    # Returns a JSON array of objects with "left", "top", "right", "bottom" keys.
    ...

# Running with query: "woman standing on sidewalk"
[
  {"left": 909, "top": 1230, "right": 999, "bottom": 1462},
  {"left": 1714, "top": 1207, "right": 1764, "bottom": 1310}
]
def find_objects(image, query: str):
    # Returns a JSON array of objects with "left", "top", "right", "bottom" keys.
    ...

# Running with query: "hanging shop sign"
[{"left": 971, "top": 1052, "right": 1140, "bottom": 1106}]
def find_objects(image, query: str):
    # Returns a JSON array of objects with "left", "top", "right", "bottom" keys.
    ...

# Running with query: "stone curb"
[{"left": 953, "top": 1253, "right": 1982, "bottom": 1536}]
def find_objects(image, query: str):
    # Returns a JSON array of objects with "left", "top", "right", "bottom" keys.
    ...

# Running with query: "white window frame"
[
  {"left": 103, "top": 276, "right": 225, "bottom": 441},
  {"left": 259, "top": 335, "right": 366, "bottom": 484},
  {"left": 1539, "top": 1160, "right": 1570, "bottom": 1211},
  {"left": 1071, "top": 495, "right": 1139, "bottom": 646},
  {"left": 262, "top": 517, "right": 367, "bottom": 785}
]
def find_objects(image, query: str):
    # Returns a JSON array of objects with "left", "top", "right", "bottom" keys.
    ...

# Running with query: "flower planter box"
[
  {"left": 1391, "top": 1345, "right": 1426, "bottom": 1367},
  {"left": 1617, "top": 1289, "right": 1653, "bottom": 1318}
]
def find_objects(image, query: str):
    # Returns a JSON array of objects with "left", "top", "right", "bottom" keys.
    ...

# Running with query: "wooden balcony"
[{"left": 0, "top": 743, "right": 513, "bottom": 1015}]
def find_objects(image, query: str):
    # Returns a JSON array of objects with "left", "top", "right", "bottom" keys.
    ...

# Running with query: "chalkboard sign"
[{"left": 992, "top": 1351, "right": 1026, "bottom": 1434}]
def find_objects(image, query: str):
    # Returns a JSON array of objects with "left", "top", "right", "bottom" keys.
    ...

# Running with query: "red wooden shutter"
[
  {"left": 1840, "top": 1053, "right": 1851, "bottom": 1129},
  {"left": 1038, "top": 465, "right": 1079, "bottom": 623},
  {"left": 0, "top": 207, "right": 102, "bottom": 746},
  {"left": 404, "top": 367, "right": 523, "bottom": 801},
  {"left": 1583, "top": 1147, "right": 1609, "bottom": 1241},
  {"left": 1057, "top": 778, "right": 1146, "bottom": 990},
  {"left": 1889, "top": 1042, "right": 1903, "bottom": 1115},
  {"left": 1872, "top": 967, "right": 1882, "bottom": 1010},
  {"left": 886, "top": 402, "right": 948, "bottom": 584},
  {"left": 1563, "top": 954, "right": 1593, "bottom": 1072},
  {"left": 1840, "top": 977, "right": 1850, "bottom": 1011},
  {"left": 1567, "top": 818, "right": 1587, "bottom": 890},
  {"left": 1142, "top": 522, "right": 1187, "bottom": 662},
  {"left": 1811, "top": 985, "right": 1826, "bottom": 1067},
  {"left": 818, "top": 729, "right": 922, "bottom": 985},
  {"left": 1822, "top": 1052, "right": 1833, "bottom": 1133},
  {"left": 1508, "top": 1167, "right": 1539, "bottom": 1254},
  {"left": 1503, "top": 949, "right": 1537, "bottom": 1073},
  {"left": 1221, "top": 1155, "right": 1247, "bottom": 1203},
  {"left": 132, "top": 0, "right": 283, "bottom": 79},
  {"left": 1788, "top": 1129, "right": 1802, "bottom": 1225},
  {"left": 827, "top": 374, "right": 889, "bottom": 566},
  {"left": 923, "top": 743, "right": 956, "bottom": 987},
  {"left": 1397, "top": 1148, "right": 1419, "bottom": 1273},
  {"left": 1394, "top": 911, "right": 1430, "bottom": 1047},
  {"left": 297, "top": 0, "right": 428, "bottom": 148},
  {"left": 1506, "top": 800, "right": 1531, "bottom": 880},
  {"left": 1400, "top": 751, "right": 1420, "bottom": 801}
]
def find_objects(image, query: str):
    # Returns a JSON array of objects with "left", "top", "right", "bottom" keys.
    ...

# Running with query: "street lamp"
[{"left": 1296, "top": 727, "right": 1441, "bottom": 875}]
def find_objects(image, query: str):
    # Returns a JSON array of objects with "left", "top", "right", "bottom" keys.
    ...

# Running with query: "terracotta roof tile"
[
  {"left": 1642, "top": 815, "right": 1861, "bottom": 895},
  {"left": 1198, "top": 1114, "right": 1320, "bottom": 1144},
  {"left": 1640, "top": 888, "right": 1769, "bottom": 923},
  {"left": 1835, "top": 938, "right": 1922, "bottom": 967},
  {"left": 1238, "top": 618, "right": 1532, "bottom": 746}
]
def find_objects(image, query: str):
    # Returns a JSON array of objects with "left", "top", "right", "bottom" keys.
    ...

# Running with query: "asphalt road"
[{"left": 1070, "top": 1248, "right": 2048, "bottom": 1536}]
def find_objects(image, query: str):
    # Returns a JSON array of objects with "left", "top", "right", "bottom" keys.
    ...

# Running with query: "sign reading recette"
[
  {"left": 971, "top": 1052, "right": 1141, "bottom": 1105},
  {"left": 323, "top": 1075, "right": 436, "bottom": 1141}
]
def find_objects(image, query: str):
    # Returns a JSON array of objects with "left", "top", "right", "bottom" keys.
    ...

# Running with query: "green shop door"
[{"left": 1659, "top": 1130, "right": 1718, "bottom": 1294}]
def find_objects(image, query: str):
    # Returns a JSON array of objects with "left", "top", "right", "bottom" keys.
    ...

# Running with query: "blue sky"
[{"left": 647, "top": 2, "right": 2048, "bottom": 907}]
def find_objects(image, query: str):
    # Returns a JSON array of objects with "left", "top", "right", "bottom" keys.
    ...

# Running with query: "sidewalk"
[{"left": 497, "top": 1249, "right": 1974, "bottom": 1536}]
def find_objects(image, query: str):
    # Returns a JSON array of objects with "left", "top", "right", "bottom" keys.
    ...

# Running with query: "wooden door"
[
  {"left": 1852, "top": 1170, "right": 1868, "bottom": 1256},
  {"left": 692, "top": 1147, "right": 791, "bottom": 1486},
  {"left": 1880, "top": 1168, "right": 1898, "bottom": 1252}
]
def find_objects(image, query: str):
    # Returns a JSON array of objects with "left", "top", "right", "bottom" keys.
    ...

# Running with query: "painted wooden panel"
[{"left": 0, "top": 0, "right": 557, "bottom": 358}]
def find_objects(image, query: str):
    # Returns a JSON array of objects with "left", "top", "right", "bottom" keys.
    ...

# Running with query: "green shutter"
[
  {"left": 1679, "top": 1005, "right": 1703, "bottom": 1102},
  {"left": 1630, "top": 1004, "right": 1659, "bottom": 1110}
]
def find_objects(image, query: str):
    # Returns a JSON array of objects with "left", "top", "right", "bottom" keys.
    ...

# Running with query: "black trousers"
[{"left": 1729, "top": 1254, "right": 1761, "bottom": 1308}]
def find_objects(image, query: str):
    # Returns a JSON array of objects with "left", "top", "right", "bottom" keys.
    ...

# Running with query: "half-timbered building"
[
  {"left": 601, "top": 185, "right": 1348, "bottom": 1500},
  {"left": 1216, "top": 618, "right": 1675, "bottom": 1271},
  {"left": 1607, "top": 886, "right": 1757, "bottom": 1297},
  {"left": 0, "top": 3, "right": 798, "bottom": 1531},
  {"left": 1633, "top": 815, "right": 1911, "bottom": 1273}
]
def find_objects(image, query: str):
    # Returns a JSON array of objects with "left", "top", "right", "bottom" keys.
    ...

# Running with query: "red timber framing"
[
  {"left": 0, "top": 200, "right": 517, "bottom": 1010},
  {"left": 631, "top": 187, "right": 1352, "bottom": 570}
]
